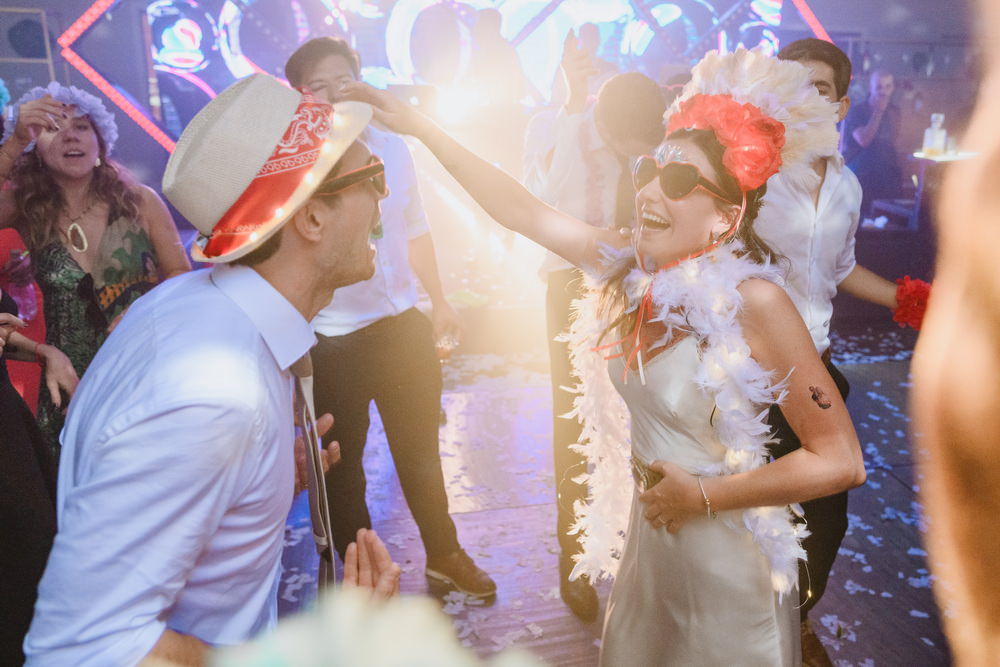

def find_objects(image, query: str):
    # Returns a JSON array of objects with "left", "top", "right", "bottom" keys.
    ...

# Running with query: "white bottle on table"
[{"left": 922, "top": 113, "right": 947, "bottom": 156}]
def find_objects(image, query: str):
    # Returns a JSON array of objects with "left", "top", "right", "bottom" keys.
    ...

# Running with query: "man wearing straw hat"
[{"left": 25, "top": 74, "right": 399, "bottom": 666}]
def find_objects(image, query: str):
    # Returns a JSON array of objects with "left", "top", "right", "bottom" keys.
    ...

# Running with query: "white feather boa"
[{"left": 564, "top": 246, "right": 808, "bottom": 595}]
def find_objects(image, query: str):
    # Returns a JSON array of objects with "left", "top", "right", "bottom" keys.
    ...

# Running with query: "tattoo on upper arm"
[{"left": 809, "top": 385, "right": 832, "bottom": 409}]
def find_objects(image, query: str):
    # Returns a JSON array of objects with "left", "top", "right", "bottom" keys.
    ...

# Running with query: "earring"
[{"left": 95, "top": 157, "right": 102, "bottom": 168}]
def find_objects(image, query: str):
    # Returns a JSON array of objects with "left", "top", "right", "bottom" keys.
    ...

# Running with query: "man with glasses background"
[{"left": 283, "top": 38, "right": 496, "bottom": 599}]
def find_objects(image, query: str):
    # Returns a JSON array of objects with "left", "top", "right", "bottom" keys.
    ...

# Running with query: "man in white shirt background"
[
  {"left": 24, "top": 75, "right": 399, "bottom": 666},
  {"left": 524, "top": 40, "right": 666, "bottom": 620},
  {"left": 755, "top": 37, "right": 902, "bottom": 661},
  {"left": 283, "top": 38, "right": 496, "bottom": 599}
]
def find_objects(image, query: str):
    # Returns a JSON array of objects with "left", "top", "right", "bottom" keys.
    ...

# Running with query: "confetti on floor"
[{"left": 276, "top": 319, "right": 949, "bottom": 665}]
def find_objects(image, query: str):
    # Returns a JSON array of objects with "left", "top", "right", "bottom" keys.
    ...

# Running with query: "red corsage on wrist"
[
  {"left": 892, "top": 275, "right": 931, "bottom": 330},
  {"left": 666, "top": 94, "right": 786, "bottom": 192}
]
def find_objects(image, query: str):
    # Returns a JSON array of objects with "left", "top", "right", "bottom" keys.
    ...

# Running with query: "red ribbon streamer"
[{"left": 595, "top": 193, "right": 748, "bottom": 381}]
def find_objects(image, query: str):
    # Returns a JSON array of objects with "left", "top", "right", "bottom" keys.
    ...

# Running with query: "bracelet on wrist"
[{"left": 696, "top": 476, "right": 717, "bottom": 519}]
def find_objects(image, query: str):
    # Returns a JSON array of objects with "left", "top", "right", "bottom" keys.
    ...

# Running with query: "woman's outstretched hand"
[
  {"left": 339, "top": 81, "right": 428, "bottom": 138},
  {"left": 638, "top": 459, "right": 703, "bottom": 534}
]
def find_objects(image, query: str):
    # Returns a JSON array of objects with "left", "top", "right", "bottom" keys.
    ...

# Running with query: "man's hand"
[
  {"left": 293, "top": 413, "right": 339, "bottom": 495},
  {"left": 560, "top": 32, "right": 597, "bottom": 114},
  {"left": 343, "top": 528, "right": 401, "bottom": 600},
  {"left": 431, "top": 301, "right": 462, "bottom": 359},
  {"left": 871, "top": 92, "right": 891, "bottom": 114},
  {"left": 638, "top": 460, "right": 703, "bottom": 534}
]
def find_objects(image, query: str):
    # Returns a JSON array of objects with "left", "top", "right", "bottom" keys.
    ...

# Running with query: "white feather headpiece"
[{"left": 668, "top": 47, "right": 840, "bottom": 190}]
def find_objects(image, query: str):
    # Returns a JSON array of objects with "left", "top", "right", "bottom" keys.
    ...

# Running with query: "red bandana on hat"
[{"left": 201, "top": 93, "right": 334, "bottom": 259}]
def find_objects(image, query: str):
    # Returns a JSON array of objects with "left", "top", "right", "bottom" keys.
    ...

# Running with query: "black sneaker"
[{"left": 426, "top": 549, "right": 496, "bottom": 598}]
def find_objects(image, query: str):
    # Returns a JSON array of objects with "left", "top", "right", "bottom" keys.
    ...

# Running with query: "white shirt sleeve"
[
  {"left": 523, "top": 109, "right": 560, "bottom": 198},
  {"left": 834, "top": 176, "right": 863, "bottom": 284},
  {"left": 391, "top": 138, "right": 429, "bottom": 240},
  {"left": 25, "top": 401, "right": 257, "bottom": 667},
  {"left": 523, "top": 108, "right": 586, "bottom": 204}
]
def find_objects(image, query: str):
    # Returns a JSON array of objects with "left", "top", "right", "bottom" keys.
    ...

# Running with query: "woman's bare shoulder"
[
  {"left": 737, "top": 277, "right": 802, "bottom": 335},
  {"left": 738, "top": 276, "right": 791, "bottom": 311}
]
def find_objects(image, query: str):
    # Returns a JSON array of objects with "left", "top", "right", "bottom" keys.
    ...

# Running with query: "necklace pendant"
[{"left": 66, "top": 222, "right": 89, "bottom": 253}]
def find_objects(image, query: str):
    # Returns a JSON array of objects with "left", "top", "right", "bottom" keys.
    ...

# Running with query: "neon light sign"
[{"left": 59, "top": 0, "right": 177, "bottom": 152}]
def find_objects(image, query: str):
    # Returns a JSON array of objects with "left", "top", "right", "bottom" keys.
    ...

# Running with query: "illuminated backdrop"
[
  {"left": 58, "top": 0, "right": 833, "bottom": 310},
  {"left": 62, "top": 0, "right": 793, "bottom": 150}
]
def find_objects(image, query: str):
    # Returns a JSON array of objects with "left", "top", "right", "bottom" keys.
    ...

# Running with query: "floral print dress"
[{"left": 33, "top": 216, "right": 159, "bottom": 456}]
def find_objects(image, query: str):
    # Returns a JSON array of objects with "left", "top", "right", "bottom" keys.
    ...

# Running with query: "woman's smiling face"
[{"left": 632, "top": 137, "right": 736, "bottom": 271}]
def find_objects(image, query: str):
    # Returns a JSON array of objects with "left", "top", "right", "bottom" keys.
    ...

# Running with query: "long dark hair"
[
  {"left": 597, "top": 128, "right": 783, "bottom": 343},
  {"left": 9, "top": 123, "right": 141, "bottom": 253}
]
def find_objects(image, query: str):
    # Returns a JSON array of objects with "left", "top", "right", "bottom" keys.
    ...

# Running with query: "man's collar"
[{"left": 210, "top": 263, "right": 316, "bottom": 371}]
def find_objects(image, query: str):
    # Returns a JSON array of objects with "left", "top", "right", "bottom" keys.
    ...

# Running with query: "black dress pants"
[
  {"left": 767, "top": 359, "right": 851, "bottom": 619},
  {"left": 312, "top": 308, "right": 459, "bottom": 560},
  {"left": 546, "top": 269, "right": 588, "bottom": 560}
]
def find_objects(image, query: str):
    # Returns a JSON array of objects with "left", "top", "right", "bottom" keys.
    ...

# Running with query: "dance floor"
[{"left": 278, "top": 319, "right": 948, "bottom": 666}]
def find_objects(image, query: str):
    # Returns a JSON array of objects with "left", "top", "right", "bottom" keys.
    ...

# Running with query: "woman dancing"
[
  {"left": 346, "top": 48, "right": 865, "bottom": 664},
  {"left": 0, "top": 83, "right": 190, "bottom": 451}
]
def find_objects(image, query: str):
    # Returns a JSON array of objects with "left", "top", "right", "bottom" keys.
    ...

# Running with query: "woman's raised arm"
[{"left": 341, "top": 81, "right": 623, "bottom": 272}]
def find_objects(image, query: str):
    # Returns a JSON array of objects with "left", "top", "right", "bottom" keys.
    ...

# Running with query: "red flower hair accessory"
[
  {"left": 893, "top": 275, "right": 931, "bottom": 330},
  {"left": 666, "top": 93, "right": 786, "bottom": 192}
]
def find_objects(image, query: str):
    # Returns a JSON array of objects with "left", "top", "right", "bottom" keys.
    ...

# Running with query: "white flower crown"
[{"left": 11, "top": 81, "right": 118, "bottom": 155}]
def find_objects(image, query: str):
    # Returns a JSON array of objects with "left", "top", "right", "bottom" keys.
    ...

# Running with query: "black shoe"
[
  {"left": 426, "top": 549, "right": 497, "bottom": 599},
  {"left": 560, "top": 556, "right": 598, "bottom": 622}
]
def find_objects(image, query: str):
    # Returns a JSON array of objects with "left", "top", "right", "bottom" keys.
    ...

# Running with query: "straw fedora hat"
[{"left": 163, "top": 73, "right": 372, "bottom": 263}]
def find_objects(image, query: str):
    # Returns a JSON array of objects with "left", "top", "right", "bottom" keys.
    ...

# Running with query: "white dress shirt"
[
  {"left": 25, "top": 264, "right": 314, "bottom": 666},
  {"left": 755, "top": 154, "right": 862, "bottom": 354},
  {"left": 311, "top": 126, "right": 430, "bottom": 337},
  {"left": 523, "top": 107, "right": 625, "bottom": 274}
]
